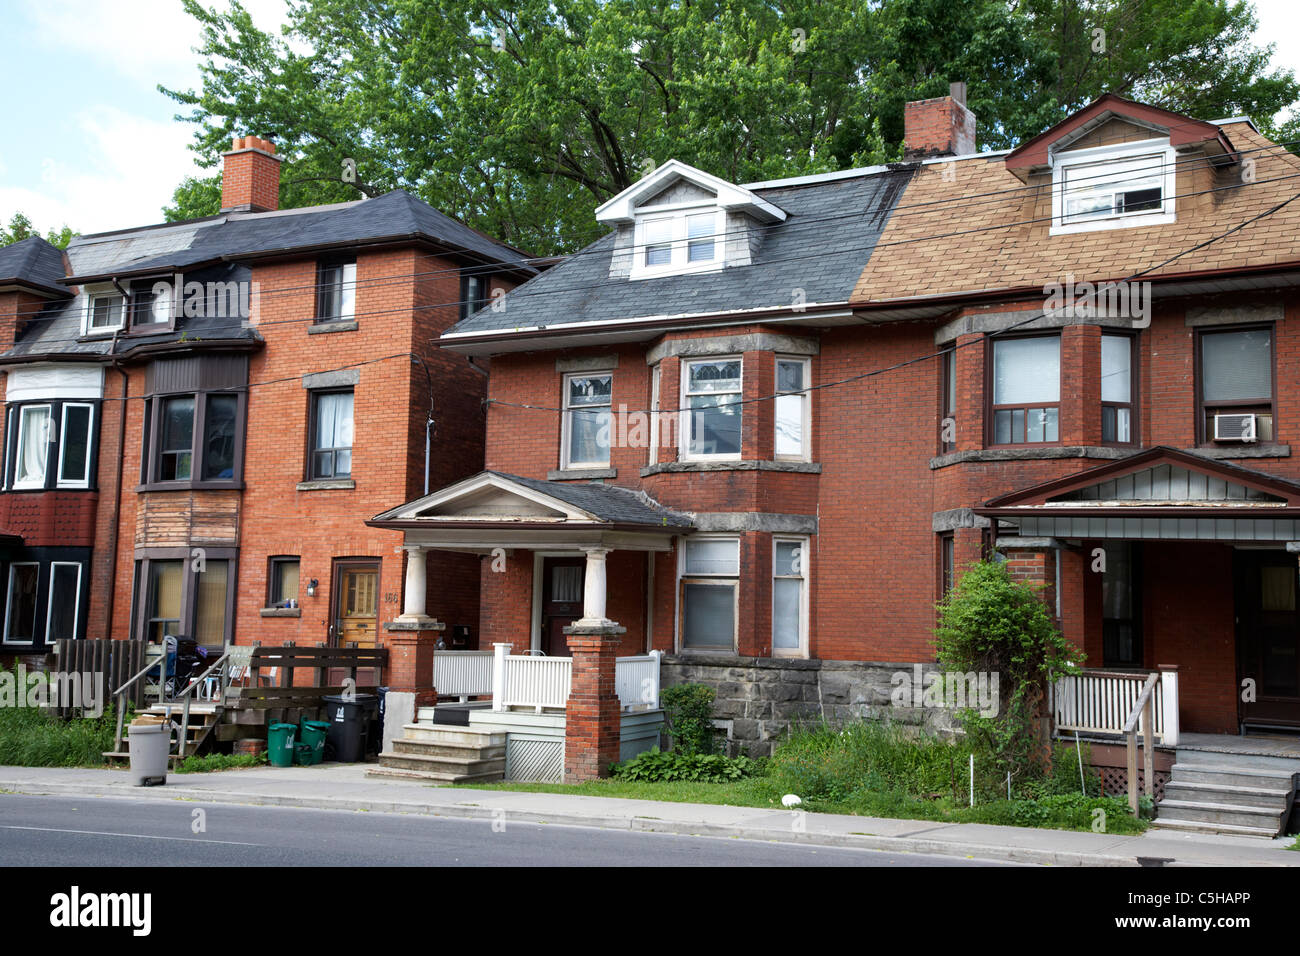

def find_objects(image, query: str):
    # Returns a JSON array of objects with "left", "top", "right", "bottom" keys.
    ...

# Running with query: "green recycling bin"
[
  {"left": 268, "top": 722, "right": 297, "bottom": 767},
  {"left": 293, "top": 742, "right": 314, "bottom": 766},
  {"left": 298, "top": 720, "right": 329, "bottom": 765}
]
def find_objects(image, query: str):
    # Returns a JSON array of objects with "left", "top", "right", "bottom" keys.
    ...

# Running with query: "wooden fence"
[{"left": 49, "top": 639, "right": 149, "bottom": 718}]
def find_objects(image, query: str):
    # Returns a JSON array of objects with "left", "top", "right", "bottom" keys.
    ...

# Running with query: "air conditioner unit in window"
[{"left": 1213, "top": 412, "right": 1257, "bottom": 442}]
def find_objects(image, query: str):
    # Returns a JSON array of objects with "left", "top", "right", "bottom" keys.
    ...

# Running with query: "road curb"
[{"left": 0, "top": 778, "right": 1147, "bottom": 867}]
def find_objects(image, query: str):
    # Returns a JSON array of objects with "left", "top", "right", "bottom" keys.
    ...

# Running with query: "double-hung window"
[
  {"left": 460, "top": 270, "right": 489, "bottom": 320},
  {"left": 679, "top": 537, "right": 739, "bottom": 651},
  {"left": 772, "top": 538, "right": 808, "bottom": 657},
  {"left": 631, "top": 208, "right": 724, "bottom": 278},
  {"left": 682, "top": 358, "right": 742, "bottom": 460},
  {"left": 317, "top": 260, "right": 357, "bottom": 323},
  {"left": 990, "top": 335, "right": 1060, "bottom": 445},
  {"left": 1101, "top": 334, "right": 1135, "bottom": 444},
  {"left": 561, "top": 373, "right": 612, "bottom": 469},
  {"left": 310, "top": 389, "right": 354, "bottom": 479},
  {"left": 143, "top": 392, "right": 243, "bottom": 486},
  {"left": 268, "top": 557, "right": 300, "bottom": 608},
  {"left": 775, "top": 358, "right": 810, "bottom": 461},
  {"left": 87, "top": 293, "right": 125, "bottom": 334},
  {"left": 130, "top": 279, "right": 173, "bottom": 331},
  {"left": 939, "top": 347, "right": 956, "bottom": 452},
  {"left": 1199, "top": 327, "right": 1274, "bottom": 444}
]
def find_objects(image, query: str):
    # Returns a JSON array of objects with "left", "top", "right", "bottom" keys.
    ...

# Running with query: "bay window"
[
  {"left": 990, "top": 335, "right": 1060, "bottom": 445},
  {"left": 679, "top": 537, "right": 739, "bottom": 651},
  {"left": 682, "top": 358, "right": 742, "bottom": 460},
  {"left": 13, "top": 405, "right": 51, "bottom": 489},
  {"left": 134, "top": 549, "right": 237, "bottom": 648},
  {"left": 3, "top": 563, "right": 39, "bottom": 644},
  {"left": 4, "top": 400, "right": 97, "bottom": 491},
  {"left": 1101, "top": 334, "right": 1135, "bottom": 444},
  {"left": 1, "top": 557, "right": 89, "bottom": 645},
  {"left": 561, "top": 372, "right": 613, "bottom": 469},
  {"left": 144, "top": 390, "right": 244, "bottom": 486},
  {"left": 1199, "top": 327, "right": 1274, "bottom": 444},
  {"left": 775, "top": 358, "right": 810, "bottom": 461},
  {"left": 772, "top": 538, "right": 808, "bottom": 657}
]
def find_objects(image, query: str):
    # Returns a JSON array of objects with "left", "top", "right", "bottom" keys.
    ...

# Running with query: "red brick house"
[
  {"left": 373, "top": 90, "right": 1300, "bottom": 812},
  {"left": 0, "top": 136, "right": 535, "bottom": 671}
]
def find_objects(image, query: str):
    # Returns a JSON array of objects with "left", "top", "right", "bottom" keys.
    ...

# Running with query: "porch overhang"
[{"left": 975, "top": 446, "right": 1300, "bottom": 543}]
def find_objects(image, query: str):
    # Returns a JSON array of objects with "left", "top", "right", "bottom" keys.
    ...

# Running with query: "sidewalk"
[{"left": 2, "top": 763, "right": 1296, "bottom": 867}]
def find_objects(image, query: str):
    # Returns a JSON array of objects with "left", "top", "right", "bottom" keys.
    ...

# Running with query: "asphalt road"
[{"left": 0, "top": 793, "right": 1013, "bottom": 867}]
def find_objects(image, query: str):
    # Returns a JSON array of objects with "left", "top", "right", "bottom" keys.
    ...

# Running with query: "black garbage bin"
[
  {"left": 372, "top": 687, "right": 388, "bottom": 757},
  {"left": 321, "top": 693, "right": 378, "bottom": 762}
]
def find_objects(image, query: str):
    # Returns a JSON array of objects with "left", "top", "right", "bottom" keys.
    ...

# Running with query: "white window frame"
[
  {"left": 56, "top": 402, "right": 94, "bottom": 489},
  {"left": 676, "top": 535, "right": 740, "bottom": 654},
  {"left": 680, "top": 356, "right": 743, "bottom": 462},
  {"left": 630, "top": 205, "right": 726, "bottom": 280},
  {"left": 648, "top": 364, "right": 661, "bottom": 466},
  {"left": 774, "top": 356, "right": 812, "bottom": 462},
  {"left": 13, "top": 403, "right": 52, "bottom": 490},
  {"left": 560, "top": 370, "right": 614, "bottom": 470},
  {"left": 1050, "top": 139, "right": 1176, "bottom": 236},
  {"left": 45, "top": 561, "right": 83, "bottom": 643},
  {"left": 771, "top": 536, "right": 810, "bottom": 658},
  {"left": 84, "top": 291, "right": 125, "bottom": 336},
  {"left": 3, "top": 562, "right": 40, "bottom": 645}
]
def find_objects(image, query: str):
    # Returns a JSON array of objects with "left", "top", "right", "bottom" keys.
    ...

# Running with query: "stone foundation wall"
[{"left": 661, "top": 655, "right": 956, "bottom": 756}]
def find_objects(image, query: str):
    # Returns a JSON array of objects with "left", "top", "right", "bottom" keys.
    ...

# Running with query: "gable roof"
[
  {"left": 442, "top": 165, "right": 914, "bottom": 350},
  {"left": 595, "top": 159, "right": 787, "bottom": 225},
  {"left": 0, "top": 237, "right": 71, "bottom": 298}
]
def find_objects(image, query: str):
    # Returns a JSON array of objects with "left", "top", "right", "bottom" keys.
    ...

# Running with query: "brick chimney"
[
  {"left": 903, "top": 83, "right": 976, "bottom": 159},
  {"left": 220, "top": 135, "right": 283, "bottom": 213}
]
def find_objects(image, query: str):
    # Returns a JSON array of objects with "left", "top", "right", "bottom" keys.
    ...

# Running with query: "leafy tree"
[
  {"left": 163, "top": 175, "right": 223, "bottom": 222},
  {"left": 162, "top": 0, "right": 1298, "bottom": 253},
  {"left": 0, "top": 212, "right": 75, "bottom": 249}
]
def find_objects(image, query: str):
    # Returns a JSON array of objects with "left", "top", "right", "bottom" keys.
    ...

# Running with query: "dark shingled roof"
[
  {"left": 446, "top": 165, "right": 914, "bottom": 337},
  {"left": 491, "top": 472, "right": 693, "bottom": 528},
  {"left": 0, "top": 237, "right": 70, "bottom": 297}
]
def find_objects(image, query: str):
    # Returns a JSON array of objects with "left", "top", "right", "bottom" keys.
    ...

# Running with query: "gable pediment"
[
  {"left": 1047, "top": 462, "right": 1286, "bottom": 507},
  {"left": 372, "top": 473, "right": 597, "bottom": 524}
]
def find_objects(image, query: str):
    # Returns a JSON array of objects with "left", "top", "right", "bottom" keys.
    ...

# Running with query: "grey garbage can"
[{"left": 127, "top": 722, "right": 171, "bottom": 786}]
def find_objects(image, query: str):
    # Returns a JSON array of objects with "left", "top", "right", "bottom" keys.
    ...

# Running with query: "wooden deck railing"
[
  {"left": 1053, "top": 668, "right": 1179, "bottom": 746},
  {"left": 483, "top": 643, "right": 663, "bottom": 713}
]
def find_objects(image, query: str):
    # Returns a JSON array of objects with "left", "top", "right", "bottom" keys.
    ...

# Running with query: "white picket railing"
[
  {"left": 481, "top": 643, "right": 663, "bottom": 712},
  {"left": 432, "top": 650, "right": 494, "bottom": 701},
  {"left": 1053, "top": 668, "right": 1179, "bottom": 746}
]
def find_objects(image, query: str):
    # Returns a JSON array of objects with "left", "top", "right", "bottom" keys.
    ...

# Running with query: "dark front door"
[
  {"left": 541, "top": 557, "right": 584, "bottom": 657},
  {"left": 1235, "top": 550, "right": 1300, "bottom": 729}
]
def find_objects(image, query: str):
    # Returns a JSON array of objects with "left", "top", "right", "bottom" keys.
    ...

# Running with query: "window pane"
[
  {"left": 644, "top": 219, "right": 672, "bottom": 266},
  {"left": 943, "top": 349, "right": 956, "bottom": 415},
  {"left": 552, "top": 565, "right": 583, "bottom": 603},
  {"left": 777, "top": 360, "right": 804, "bottom": 393},
  {"left": 568, "top": 375, "right": 611, "bottom": 407},
  {"left": 774, "top": 541, "right": 803, "bottom": 576},
  {"left": 147, "top": 560, "right": 183, "bottom": 642},
  {"left": 202, "top": 394, "right": 238, "bottom": 480},
  {"left": 16, "top": 406, "right": 50, "bottom": 485},
  {"left": 688, "top": 395, "right": 741, "bottom": 456},
  {"left": 194, "top": 559, "right": 229, "bottom": 648},
  {"left": 687, "top": 213, "right": 715, "bottom": 263},
  {"left": 1202, "top": 329, "right": 1271, "bottom": 402},
  {"left": 91, "top": 296, "right": 122, "bottom": 328},
  {"left": 160, "top": 396, "right": 194, "bottom": 481},
  {"left": 314, "top": 391, "right": 354, "bottom": 477},
  {"left": 1101, "top": 335, "right": 1131, "bottom": 403},
  {"left": 684, "top": 539, "right": 739, "bottom": 575},
  {"left": 688, "top": 360, "right": 741, "bottom": 393},
  {"left": 993, "top": 337, "right": 1060, "bottom": 405},
  {"left": 773, "top": 578, "right": 801, "bottom": 649},
  {"left": 5, "top": 565, "right": 39, "bottom": 642},
  {"left": 775, "top": 394, "right": 803, "bottom": 457},
  {"left": 59, "top": 405, "right": 91, "bottom": 483},
  {"left": 568, "top": 408, "right": 610, "bottom": 465},
  {"left": 47, "top": 564, "right": 81, "bottom": 642},
  {"left": 682, "top": 583, "right": 735, "bottom": 648},
  {"left": 272, "top": 560, "right": 299, "bottom": 605}
]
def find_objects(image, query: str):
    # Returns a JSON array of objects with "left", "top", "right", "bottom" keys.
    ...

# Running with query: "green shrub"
[
  {"left": 0, "top": 695, "right": 121, "bottom": 767},
  {"left": 934, "top": 560, "right": 1083, "bottom": 783},
  {"left": 175, "top": 751, "right": 267, "bottom": 773},
  {"left": 612, "top": 747, "right": 757, "bottom": 783},
  {"left": 660, "top": 683, "right": 718, "bottom": 755}
]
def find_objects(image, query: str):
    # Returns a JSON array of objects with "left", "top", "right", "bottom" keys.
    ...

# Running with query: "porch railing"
[
  {"left": 1052, "top": 668, "right": 1179, "bottom": 746},
  {"left": 433, "top": 650, "right": 495, "bottom": 701},
  {"left": 476, "top": 643, "right": 662, "bottom": 713}
]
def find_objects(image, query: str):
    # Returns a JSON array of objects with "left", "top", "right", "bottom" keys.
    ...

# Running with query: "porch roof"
[
  {"left": 976, "top": 446, "right": 1300, "bottom": 542},
  {"left": 367, "top": 471, "right": 693, "bottom": 552}
]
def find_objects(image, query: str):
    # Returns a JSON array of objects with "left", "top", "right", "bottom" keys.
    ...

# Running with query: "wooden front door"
[
  {"left": 541, "top": 557, "right": 584, "bottom": 657},
  {"left": 1235, "top": 550, "right": 1300, "bottom": 729},
  {"left": 333, "top": 560, "right": 379, "bottom": 649}
]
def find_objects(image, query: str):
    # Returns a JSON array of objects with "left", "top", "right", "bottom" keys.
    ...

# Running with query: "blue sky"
[{"left": 0, "top": 0, "right": 1297, "bottom": 237}]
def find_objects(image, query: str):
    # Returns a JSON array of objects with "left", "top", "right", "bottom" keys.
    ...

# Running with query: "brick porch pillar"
[{"left": 564, "top": 624, "right": 625, "bottom": 783}]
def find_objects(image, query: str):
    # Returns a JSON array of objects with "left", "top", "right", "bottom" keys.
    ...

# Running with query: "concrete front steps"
[
  {"left": 1153, "top": 748, "right": 1299, "bottom": 839},
  {"left": 367, "top": 721, "right": 506, "bottom": 784}
]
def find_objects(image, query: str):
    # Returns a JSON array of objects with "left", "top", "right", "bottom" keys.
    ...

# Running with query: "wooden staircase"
[
  {"left": 1153, "top": 747, "right": 1299, "bottom": 838},
  {"left": 102, "top": 703, "right": 222, "bottom": 767},
  {"left": 367, "top": 709, "right": 506, "bottom": 784}
]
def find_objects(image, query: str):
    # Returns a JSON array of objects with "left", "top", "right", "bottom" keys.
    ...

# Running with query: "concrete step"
[
  {"left": 1169, "top": 763, "right": 1296, "bottom": 790},
  {"left": 377, "top": 751, "right": 506, "bottom": 777},
  {"left": 1162, "top": 780, "right": 1290, "bottom": 810},
  {"left": 400, "top": 723, "right": 506, "bottom": 747},
  {"left": 365, "top": 766, "right": 504, "bottom": 785},
  {"left": 391, "top": 738, "right": 505, "bottom": 760},
  {"left": 1149, "top": 817, "right": 1279, "bottom": 840},
  {"left": 1155, "top": 798, "right": 1283, "bottom": 832}
]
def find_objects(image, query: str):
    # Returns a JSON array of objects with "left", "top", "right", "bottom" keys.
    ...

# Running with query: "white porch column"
[
  {"left": 575, "top": 547, "right": 614, "bottom": 627},
  {"left": 398, "top": 546, "right": 431, "bottom": 621}
]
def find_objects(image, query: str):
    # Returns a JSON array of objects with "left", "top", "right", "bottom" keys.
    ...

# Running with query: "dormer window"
[
  {"left": 631, "top": 208, "right": 723, "bottom": 279},
  {"left": 1050, "top": 140, "right": 1176, "bottom": 235},
  {"left": 86, "top": 292, "right": 125, "bottom": 335},
  {"left": 130, "top": 279, "right": 173, "bottom": 331}
]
